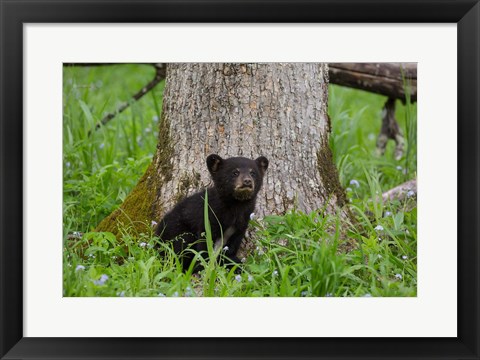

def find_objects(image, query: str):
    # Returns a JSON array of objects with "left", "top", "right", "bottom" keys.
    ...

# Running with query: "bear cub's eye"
[
  {"left": 232, "top": 170, "right": 240, "bottom": 177},
  {"left": 250, "top": 171, "right": 256, "bottom": 177}
]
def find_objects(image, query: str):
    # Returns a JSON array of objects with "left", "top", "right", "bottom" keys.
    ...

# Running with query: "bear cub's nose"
[{"left": 243, "top": 178, "right": 253, "bottom": 187}]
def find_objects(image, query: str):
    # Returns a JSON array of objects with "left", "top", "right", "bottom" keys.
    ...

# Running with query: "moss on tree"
[
  {"left": 95, "top": 161, "right": 159, "bottom": 236},
  {"left": 95, "top": 113, "right": 174, "bottom": 237}
]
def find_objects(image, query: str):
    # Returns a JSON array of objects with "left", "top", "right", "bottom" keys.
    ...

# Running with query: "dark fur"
[{"left": 155, "top": 154, "right": 269, "bottom": 271}]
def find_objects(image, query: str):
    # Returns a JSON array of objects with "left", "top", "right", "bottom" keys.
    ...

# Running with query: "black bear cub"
[{"left": 155, "top": 154, "right": 269, "bottom": 272}]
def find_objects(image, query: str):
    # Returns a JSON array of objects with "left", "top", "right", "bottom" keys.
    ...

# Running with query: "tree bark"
[{"left": 96, "top": 63, "right": 347, "bottom": 236}]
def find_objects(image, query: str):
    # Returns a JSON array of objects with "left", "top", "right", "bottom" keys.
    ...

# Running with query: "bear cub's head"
[{"left": 206, "top": 154, "right": 269, "bottom": 201}]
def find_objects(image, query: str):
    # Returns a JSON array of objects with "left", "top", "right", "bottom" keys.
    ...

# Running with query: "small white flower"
[
  {"left": 250, "top": 213, "right": 255, "bottom": 220},
  {"left": 99, "top": 143, "right": 105, "bottom": 149},
  {"left": 223, "top": 246, "right": 229, "bottom": 252},
  {"left": 407, "top": 190, "right": 415, "bottom": 198},
  {"left": 157, "top": 293, "right": 166, "bottom": 297},
  {"left": 374, "top": 225, "right": 384, "bottom": 231},
  {"left": 394, "top": 273, "right": 403, "bottom": 280},
  {"left": 325, "top": 293, "right": 333, "bottom": 297},
  {"left": 75, "top": 265, "right": 85, "bottom": 272},
  {"left": 65, "top": 162, "right": 71, "bottom": 168},
  {"left": 117, "top": 291, "right": 125, "bottom": 297},
  {"left": 350, "top": 179, "right": 360, "bottom": 188},
  {"left": 151, "top": 220, "right": 158, "bottom": 227},
  {"left": 248, "top": 275, "right": 253, "bottom": 282},
  {"left": 402, "top": 255, "right": 408, "bottom": 260},
  {"left": 235, "top": 275, "right": 242, "bottom": 282},
  {"left": 363, "top": 293, "right": 372, "bottom": 297},
  {"left": 172, "top": 291, "right": 179, "bottom": 297},
  {"left": 152, "top": 115, "right": 159, "bottom": 122},
  {"left": 346, "top": 187, "right": 352, "bottom": 192},
  {"left": 139, "top": 242, "right": 147, "bottom": 247},
  {"left": 241, "top": 258, "right": 246, "bottom": 263},
  {"left": 384, "top": 211, "right": 392, "bottom": 217},
  {"left": 144, "top": 127, "right": 152, "bottom": 133},
  {"left": 272, "top": 270, "right": 278, "bottom": 277},
  {"left": 396, "top": 165, "right": 403, "bottom": 171},
  {"left": 300, "top": 291, "right": 308, "bottom": 297},
  {"left": 72, "top": 231, "right": 82, "bottom": 238}
]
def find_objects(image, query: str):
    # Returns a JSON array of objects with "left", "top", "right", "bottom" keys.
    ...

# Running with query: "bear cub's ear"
[
  {"left": 206, "top": 154, "right": 223, "bottom": 174},
  {"left": 255, "top": 156, "right": 269, "bottom": 175}
]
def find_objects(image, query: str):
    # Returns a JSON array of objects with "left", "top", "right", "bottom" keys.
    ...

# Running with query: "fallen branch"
[
  {"left": 329, "top": 63, "right": 416, "bottom": 160},
  {"left": 382, "top": 178, "right": 417, "bottom": 202},
  {"left": 328, "top": 63, "right": 417, "bottom": 102},
  {"left": 63, "top": 63, "right": 167, "bottom": 134},
  {"left": 91, "top": 63, "right": 167, "bottom": 133}
]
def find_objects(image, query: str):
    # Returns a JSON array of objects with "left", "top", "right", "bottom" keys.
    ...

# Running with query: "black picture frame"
[{"left": 1, "top": 1, "right": 479, "bottom": 359}]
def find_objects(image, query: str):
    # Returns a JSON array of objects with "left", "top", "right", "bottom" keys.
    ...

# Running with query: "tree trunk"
[{"left": 96, "top": 63, "right": 347, "bottom": 236}]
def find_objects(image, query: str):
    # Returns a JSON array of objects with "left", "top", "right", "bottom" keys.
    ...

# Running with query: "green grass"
[
  {"left": 63, "top": 65, "right": 417, "bottom": 297},
  {"left": 63, "top": 64, "right": 164, "bottom": 233}
]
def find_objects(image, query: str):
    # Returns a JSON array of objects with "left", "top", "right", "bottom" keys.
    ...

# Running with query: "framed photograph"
[{"left": 1, "top": 0, "right": 479, "bottom": 359}]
